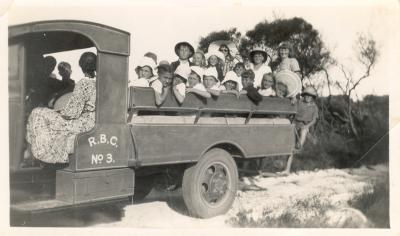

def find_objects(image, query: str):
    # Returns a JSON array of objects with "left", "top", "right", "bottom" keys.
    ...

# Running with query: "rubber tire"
[
  {"left": 130, "top": 175, "right": 155, "bottom": 202},
  {"left": 182, "top": 148, "right": 238, "bottom": 218}
]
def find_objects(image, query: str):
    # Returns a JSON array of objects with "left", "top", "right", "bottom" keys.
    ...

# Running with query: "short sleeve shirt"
[
  {"left": 175, "top": 82, "right": 186, "bottom": 97},
  {"left": 151, "top": 79, "right": 163, "bottom": 94},
  {"left": 276, "top": 58, "right": 300, "bottom": 73},
  {"left": 295, "top": 100, "right": 319, "bottom": 123},
  {"left": 253, "top": 64, "right": 272, "bottom": 88}
]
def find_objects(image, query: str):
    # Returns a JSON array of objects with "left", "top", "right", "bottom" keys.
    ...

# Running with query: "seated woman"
[{"left": 25, "top": 52, "right": 97, "bottom": 164}]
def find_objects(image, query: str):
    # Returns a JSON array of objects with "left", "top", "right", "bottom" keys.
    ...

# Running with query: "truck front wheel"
[{"left": 182, "top": 148, "right": 238, "bottom": 218}]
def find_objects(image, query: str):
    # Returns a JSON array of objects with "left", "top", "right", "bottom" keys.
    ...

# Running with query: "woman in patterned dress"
[{"left": 26, "top": 52, "right": 97, "bottom": 164}]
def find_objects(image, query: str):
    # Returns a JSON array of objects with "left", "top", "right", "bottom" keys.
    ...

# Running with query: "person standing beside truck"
[
  {"left": 278, "top": 86, "right": 318, "bottom": 176},
  {"left": 25, "top": 52, "right": 97, "bottom": 164}
]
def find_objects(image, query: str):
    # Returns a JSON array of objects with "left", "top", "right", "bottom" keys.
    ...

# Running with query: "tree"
[
  {"left": 242, "top": 17, "right": 331, "bottom": 79},
  {"left": 333, "top": 33, "right": 379, "bottom": 140}
]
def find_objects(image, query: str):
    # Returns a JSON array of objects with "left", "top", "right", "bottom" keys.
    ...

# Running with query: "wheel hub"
[{"left": 201, "top": 163, "right": 229, "bottom": 204}]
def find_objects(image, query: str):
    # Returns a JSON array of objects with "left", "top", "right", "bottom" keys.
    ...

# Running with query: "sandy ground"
[{"left": 93, "top": 164, "right": 388, "bottom": 228}]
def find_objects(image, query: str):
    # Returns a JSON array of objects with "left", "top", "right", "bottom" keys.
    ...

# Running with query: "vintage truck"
[{"left": 9, "top": 20, "right": 296, "bottom": 219}]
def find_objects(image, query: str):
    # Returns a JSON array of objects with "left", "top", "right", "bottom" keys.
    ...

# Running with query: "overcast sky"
[{"left": 4, "top": 0, "right": 400, "bottom": 97}]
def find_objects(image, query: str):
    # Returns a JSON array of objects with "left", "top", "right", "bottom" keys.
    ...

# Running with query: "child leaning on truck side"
[
  {"left": 186, "top": 66, "right": 211, "bottom": 98},
  {"left": 172, "top": 64, "right": 191, "bottom": 104},
  {"left": 151, "top": 64, "right": 173, "bottom": 106},
  {"left": 239, "top": 69, "right": 262, "bottom": 104}
]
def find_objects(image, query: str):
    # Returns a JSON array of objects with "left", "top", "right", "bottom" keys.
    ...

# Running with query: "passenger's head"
[
  {"left": 192, "top": 50, "right": 206, "bottom": 67},
  {"left": 301, "top": 86, "right": 317, "bottom": 103},
  {"left": 275, "top": 82, "right": 288, "bottom": 98},
  {"left": 233, "top": 62, "right": 245, "bottom": 77},
  {"left": 175, "top": 42, "right": 194, "bottom": 60},
  {"left": 222, "top": 72, "right": 239, "bottom": 91},
  {"left": 174, "top": 64, "right": 191, "bottom": 85},
  {"left": 57, "top": 61, "right": 72, "bottom": 79},
  {"left": 278, "top": 42, "right": 292, "bottom": 59},
  {"left": 79, "top": 52, "right": 97, "bottom": 78},
  {"left": 261, "top": 73, "right": 274, "bottom": 90},
  {"left": 187, "top": 66, "right": 204, "bottom": 88},
  {"left": 206, "top": 51, "right": 224, "bottom": 67},
  {"left": 135, "top": 56, "right": 157, "bottom": 80},
  {"left": 157, "top": 64, "right": 173, "bottom": 87},
  {"left": 43, "top": 56, "right": 57, "bottom": 75},
  {"left": 250, "top": 46, "right": 268, "bottom": 65},
  {"left": 218, "top": 44, "right": 230, "bottom": 58},
  {"left": 241, "top": 70, "right": 255, "bottom": 88},
  {"left": 203, "top": 67, "right": 219, "bottom": 89}
]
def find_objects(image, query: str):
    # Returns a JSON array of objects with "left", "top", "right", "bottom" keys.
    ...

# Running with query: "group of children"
[{"left": 130, "top": 41, "right": 319, "bottom": 173}]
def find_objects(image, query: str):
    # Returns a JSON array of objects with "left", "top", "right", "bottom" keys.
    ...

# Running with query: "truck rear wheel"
[{"left": 182, "top": 148, "right": 238, "bottom": 218}]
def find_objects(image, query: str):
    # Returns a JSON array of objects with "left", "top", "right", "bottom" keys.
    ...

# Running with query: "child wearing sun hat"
[
  {"left": 130, "top": 56, "right": 157, "bottom": 87},
  {"left": 250, "top": 44, "right": 272, "bottom": 88},
  {"left": 203, "top": 67, "right": 223, "bottom": 97},
  {"left": 205, "top": 50, "right": 225, "bottom": 82},
  {"left": 186, "top": 66, "right": 211, "bottom": 98},
  {"left": 172, "top": 64, "right": 191, "bottom": 104},
  {"left": 220, "top": 71, "right": 240, "bottom": 97},
  {"left": 171, "top": 42, "right": 195, "bottom": 73}
]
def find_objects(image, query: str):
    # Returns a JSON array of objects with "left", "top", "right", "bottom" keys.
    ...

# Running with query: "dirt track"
[
  {"left": 13, "top": 164, "right": 387, "bottom": 227},
  {"left": 93, "top": 164, "right": 388, "bottom": 228}
]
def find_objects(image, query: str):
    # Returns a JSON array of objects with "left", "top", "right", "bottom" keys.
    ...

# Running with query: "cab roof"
[{"left": 9, "top": 20, "right": 130, "bottom": 55}]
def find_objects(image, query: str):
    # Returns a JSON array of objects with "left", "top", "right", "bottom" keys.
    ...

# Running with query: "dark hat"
[{"left": 174, "top": 42, "right": 195, "bottom": 58}]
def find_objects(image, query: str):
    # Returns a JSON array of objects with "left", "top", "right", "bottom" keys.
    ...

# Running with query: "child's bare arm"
[
  {"left": 207, "top": 88, "right": 221, "bottom": 97},
  {"left": 154, "top": 87, "right": 170, "bottom": 106},
  {"left": 173, "top": 86, "right": 185, "bottom": 104},
  {"left": 187, "top": 88, "right": 211, "bottom": 98}
]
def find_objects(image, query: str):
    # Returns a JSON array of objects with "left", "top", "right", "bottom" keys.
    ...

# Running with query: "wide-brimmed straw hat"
[
  {"left": 208, "top": 40, "right": 238, "bottom": 57},
  {"left": 203, "top": 67, "right": 219, "bottom": 81},
  {"left": 174, "top": 42, "right": 195, "bottom": 58},
  {"left": 174, "top": 64, "right": 191, "bottom": 81},
  {"left": 274, "top": 69, "right": 302, "bottom": 98},
  {"left": 135, "top": 56, "right": 157, "bottom": 75},
  {"left": 301, "top": 86, "right": 317, "bottom": 97},
  {"left": 250, "top": 45, "right": 269, "bottom": 63},
  {"left": 205, "top": 50, "right": 225, "bottom": 63},
  {"left": 190, "top": 66, "right": 204, "bottom": 80},
  {"left": 221, "top": 71, "right": 239, "bottom": 85}
]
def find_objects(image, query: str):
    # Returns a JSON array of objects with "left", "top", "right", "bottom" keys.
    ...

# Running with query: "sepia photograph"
[{"left": 1, "top": 0, "right": 399, "bottom": 233}]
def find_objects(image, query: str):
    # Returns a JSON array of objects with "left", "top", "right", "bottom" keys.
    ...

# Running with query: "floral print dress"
[{"left": 26, "top": 77, "right": 96, "bottom": 163}]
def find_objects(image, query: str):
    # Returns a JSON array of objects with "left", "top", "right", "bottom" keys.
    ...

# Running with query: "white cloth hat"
[
  {"left": 205, "top": 50, "right": 225, "bottom": 63},
  {"left": 190, "top": 66, "right": 204, "bottom": 80},
  {"left": 221, "top": 71, "right": 240, "bottom": 85},
  {"left": 174, "top": 64, "right": 191, "bottom": 81},
  {"left": 136, "top": 56, "right": 157, "bottom": 74},
  {"left": 203, "top": 67, "right": 219, "bottom": 81}
]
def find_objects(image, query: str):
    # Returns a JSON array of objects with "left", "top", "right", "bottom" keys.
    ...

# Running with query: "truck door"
[{"left": 9, "top": 41, "right": 26, "bottom": 172}]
